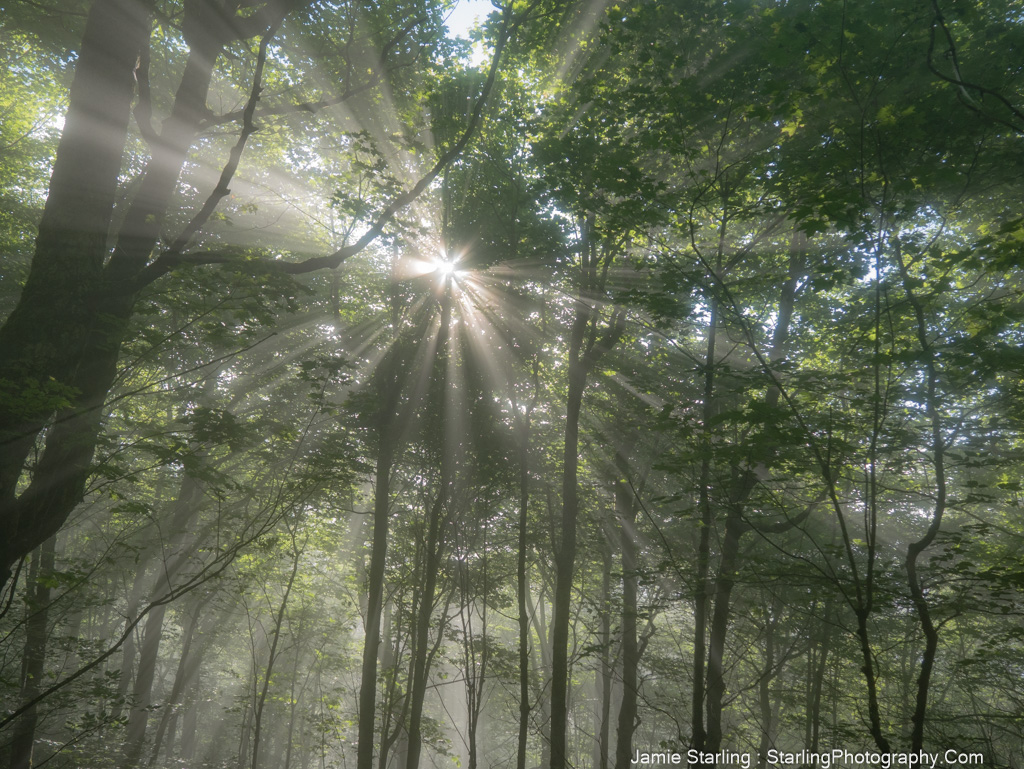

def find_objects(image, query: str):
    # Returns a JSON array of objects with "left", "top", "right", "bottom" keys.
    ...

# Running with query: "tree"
[
  {"left": 0, "top": 0, "right": 517, "bottom": 589},
  {"left": 2, "top": 0, "right": 1024, "bottom": 766}
]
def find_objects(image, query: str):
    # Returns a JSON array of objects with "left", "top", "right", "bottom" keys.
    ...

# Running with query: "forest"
[{"left": 0, "top": 0, "right": 1022, "bottom": 768}]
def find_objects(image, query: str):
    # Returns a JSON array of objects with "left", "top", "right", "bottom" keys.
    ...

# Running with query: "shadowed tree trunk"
[
  {"left": 147, "top": 592, "right": 214, "bottom": 766},
  {"left": 0, "top": 0, "right": 150, "bottom": 588},
  {"left": 804, "top": 600, "right": 832, "bottom": 755},
  {"left": 549, "top": 214, "right": 625, "bottom": 769},
  {"left": 894, "top": 240, "right": 947, "bottom": 753},
  {"left": 356, "top": 417, "right": 398, "bottom": 769},
  {"left": 756, "top": 595, "right": 781, "bottom": 769},
  {"left": 8, "top": 536, "right": 57, "bottom": 769},
  {"left": 121, "top": 473, "right": 205, "bottom": 768},
  {"left": 0, "top": 0, "right": 271, "bottom": 588},
  {"left": 404, "top": 278, "right": 455, "bottom": 769},
  {"left": 595, "top": 527, "right": 613, "bottom": 769},
  {"left": 251, "top": 536, "right": 302, "bottom": 769},
  {"left": 700, "top": 238, "right": 802, "bottom": 759},
  {"left": 613, "top": 460, "right": 640, "bottom": 769},
  {"left": 691, "top": 296, "right": 718, "bottom": 754},
  {"left": 515, "top": 397, "right": 535, "bottom": 769}
]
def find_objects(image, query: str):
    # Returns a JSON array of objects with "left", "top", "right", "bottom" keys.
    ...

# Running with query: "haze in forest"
[{"left": 0, "top": 1, "right": 1022, "bottom": 769}]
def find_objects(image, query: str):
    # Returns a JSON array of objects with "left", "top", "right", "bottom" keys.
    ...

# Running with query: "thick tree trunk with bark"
[
  {"left": 0, "top": 0, "right": 238, "bottom": 589},
  {"left": 0, "top": 0, "right": 150, "bottom": 589},
  {"left": 0, "top": 0, "right": 494, "bottom": 593}
]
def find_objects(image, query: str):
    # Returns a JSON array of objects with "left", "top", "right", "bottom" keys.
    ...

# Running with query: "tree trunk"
[
  {"left": 8, "top": 536, "right": 57, "bottom": 769},
  {"left": 251, "top": 543, "right": 302, "bottom": 769},
  {"left": 356, "top": 348, "right": 402, "bottom": 769},
  {"left": 402, "top": 492, "right": 447, "bottom": 769},
  {"left": 700, "top": 239, "right": 802, "bottom": 758},
  {"left": 548, "top": 321, "right": 588, "bottom": 769},
  {"left": 756, "top": 596, "right": 779, "bottom": 769},
  {"left": 895, "top": 241, "right": 947, "bottom": 753},
  {"left": 148, "top": 594, "right": 213, "bottom": 766},
  {"left": 0, "top": 0, "right": 150, "bottom": 589},
  {"left": 613, "top": 470, "right": 640, "bottom": 769},
  {"left": 516, "top": 408, "right": 533, "bottom": 769},
  {"left": 595, "top": 529, "right": 613, "bottom": 769},
  {"left": 112, "top": 565, "right": 149, "bottom": 725},
  {"left": 703, "top": 507, "right": 744, "bottom": 755},
  {"left": 0, "top": 0, "right": 230, "bottom": 589},
  {"left": 121, "top": 473, "right": 205, "bottom": 768},
  {"left": 404, "top": 283, "right": 454, "bottom": 769},
  {"left": 805, "top": 601, "right": 832, "bottom": 755},
  {"left": 691, "top": 299, "right": 717, "bottom": 753},
  {"left": 549, "top": 214, "right": 624, "bottom": 769}
]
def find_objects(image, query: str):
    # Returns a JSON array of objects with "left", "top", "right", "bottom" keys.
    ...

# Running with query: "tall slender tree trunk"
[
  {"left": 121, "top": 472, "right": 205, "bottom": 768},
  {"left": 516, "top": 407, "right": 533, "bottom": 769},
  {"left": 895, "top": 241, "right": 947, "bottom": 753},
  {"left": 404, "top": 281, "right": 454, "bottom": 769},
  {"left": 691, "top": 299, "right": 717, "bottom": 753},
  {"left": 756, "top": 596, "right": 780, "bottom": 769},
  {"left": 703, "top": 508, "right": 744, "bottom": 755},
  {"left": 148, "top": 594, "right": 212, "bottom": 766},
  {"left": 356, "top": 360, "right": 401, "bottom": 769},
  {"left": 548, "top": 317, "right": 589, "bottom": 769},
  {"left": 526, "top": 586, "right": 552, "bottom": 769},
  {"left": 461, "top": 523, "right": 489, "bottom": 769},
  {"left": 549, "top": 215, "right": 624, "bottom": 769},
  {"left": 112, "top": 565, "right": 149, "bottom": 724},
  {"left": 595, "top": 530, "right": 613, "bottom": 769},
  {"left": 805, "top": 601, "right": 832, "bottom": 755},
  {"left": 283, "top": 614, "right": 305, "bottom": 769},
  {"left": 8, "top": 536, "right": 57, "bottom": 769},
  {"left": 613, "top": 469, "right": 640, "bottom": 769},
  {"left": 402, "top": 493, "right": 448, "bottom": 769},
  {"left": 251, "top": 543, "right": 302, "bottom": 769}
]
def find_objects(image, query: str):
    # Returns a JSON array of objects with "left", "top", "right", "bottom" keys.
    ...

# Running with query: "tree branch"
[
  {"left": 133, "top": 30, "right": 160, "bottom": 147},
  {"left": 198, "top": 14, "right": 427, "bottom": 129},
  {"left": 926, "top": 0, "right": 1024, "bottom": 134},
  {"left": 163, "top": 21, "right": 279, "bottom": 256},
  {"left": 136, "top": 3, "right": 528, "bottom": 289}
]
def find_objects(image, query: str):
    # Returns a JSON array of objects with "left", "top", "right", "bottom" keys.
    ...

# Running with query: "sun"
[{"left": 435, "top": 255, "right": 467, "bottom": 280}]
